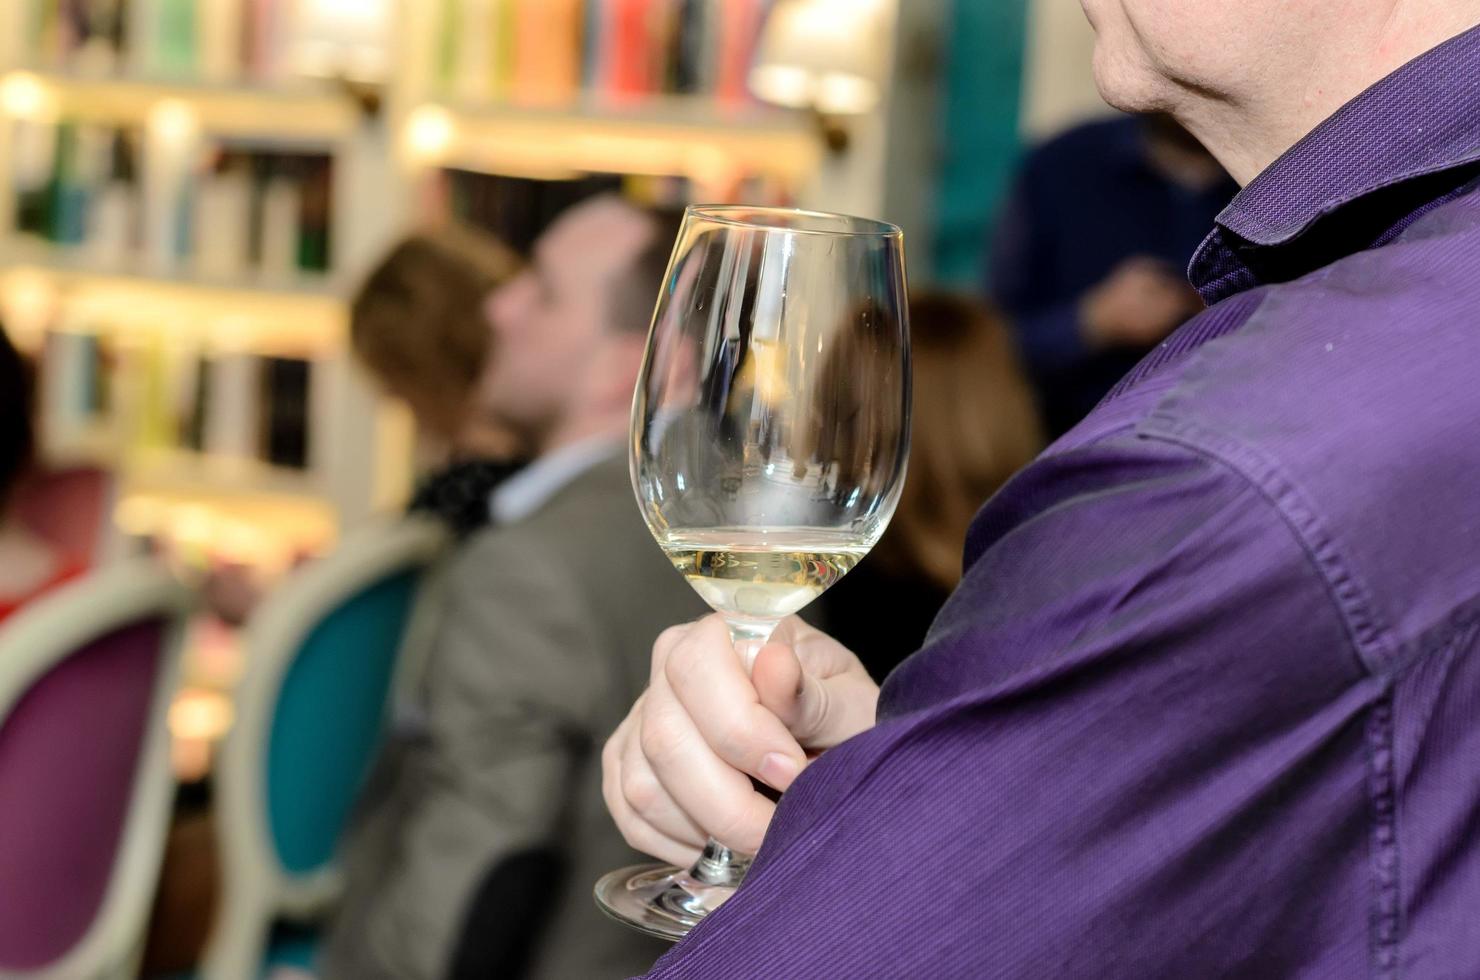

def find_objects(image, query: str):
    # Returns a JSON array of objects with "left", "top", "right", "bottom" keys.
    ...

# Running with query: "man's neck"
[{"left": 1184, "top": 10, "right": 1480, "bottom": 185}]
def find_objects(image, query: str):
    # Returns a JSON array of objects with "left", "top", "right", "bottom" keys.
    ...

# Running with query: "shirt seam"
[
  {"left": 1138, "top": 420, "right": 1409, "bottom": 980},
  {"left": 1366, "top": 687, "right": 1400, "bottom": 980},
  {"left": 1137, "top": 416, "right": 1398, "bottom": 676}
]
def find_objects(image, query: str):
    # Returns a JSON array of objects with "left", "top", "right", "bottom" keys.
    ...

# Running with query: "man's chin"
[{"left": 1091, "top": 48, "right": 1165, "bottom": 115}]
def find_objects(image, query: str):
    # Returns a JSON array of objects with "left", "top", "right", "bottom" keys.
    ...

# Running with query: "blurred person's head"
[
  {"left": 351, "top": 223, "right": 521, "bottom": 458},
  {"left": 481, "top": 196, "right": 681, "bottom": 456},
  {"left": 1080, "top": 0, "right": 1480, "bottom": 183},
  {"left": 0, "top": 323, "right": 33, "bottom": 520},
  {"left": 874, "top": 294, "right": 1044, "bottom": 591}
]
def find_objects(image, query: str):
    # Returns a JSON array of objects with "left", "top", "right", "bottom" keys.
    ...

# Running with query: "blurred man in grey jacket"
[{"left": 322, "top": 197, "right": 702, "bottom": 980}]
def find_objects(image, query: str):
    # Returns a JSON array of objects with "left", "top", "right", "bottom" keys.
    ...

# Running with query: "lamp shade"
[
  {"left": 749, "top": 0, "right": 888, "bottom": 116},
  {"left": 290, "top": 0, "right": 392, "bottom": 82}
]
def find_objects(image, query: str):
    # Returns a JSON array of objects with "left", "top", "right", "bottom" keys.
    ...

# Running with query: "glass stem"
[
  {"left": 688, "top": 838, "right": 747, "bottom": 886},
  {"left": 684, "top": 618, "right": 780, "bottom": 888},
  {"left": 725, "top": 617, "right": 778, "bottom": 671}
]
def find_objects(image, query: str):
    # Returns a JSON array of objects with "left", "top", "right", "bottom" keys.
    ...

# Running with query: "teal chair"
[{"left": 201, "top": 517, "right": 449, "bottom": 980}]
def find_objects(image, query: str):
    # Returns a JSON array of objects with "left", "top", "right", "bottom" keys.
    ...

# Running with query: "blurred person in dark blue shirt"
[{"left": 988, "top": 113, "right": 1237, "bottom": 436}]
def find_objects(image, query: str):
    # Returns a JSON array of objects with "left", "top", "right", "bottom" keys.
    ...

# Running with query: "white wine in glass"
[{"left": 594, "top": 205, "right": 910, "bottom": 941}]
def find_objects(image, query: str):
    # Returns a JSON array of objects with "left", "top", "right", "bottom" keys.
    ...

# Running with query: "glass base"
[{"left": 594, "top": 859, "right": 749, "bottom": 942}]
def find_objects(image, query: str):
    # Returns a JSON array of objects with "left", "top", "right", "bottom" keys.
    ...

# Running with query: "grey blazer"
[{"left": 321, "top": 455, "right": 705, "bottom": 979}]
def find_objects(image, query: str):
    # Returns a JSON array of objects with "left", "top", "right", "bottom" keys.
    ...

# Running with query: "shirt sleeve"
[{"left": 640, "top": 434, "right": 1371, "bottom": 979}]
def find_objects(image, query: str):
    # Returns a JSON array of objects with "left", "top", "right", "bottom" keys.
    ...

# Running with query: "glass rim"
[{"left": 683, "top": 204, "right": 903, "bottom": 239}]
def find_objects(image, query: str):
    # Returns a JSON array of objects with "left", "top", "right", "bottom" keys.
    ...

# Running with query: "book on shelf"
[
  {"left": 512, "top": 0, "right": 582, "bottom": 106},
  {"left": 431, "top": 0, "right": 775, "bottom": 108},
  {"left": 39, "top": 329, "right": 110, "bottom": 450},
  {"left": 36, "top": 322, "right": 318, "bottom": 473},
  {"left": 8, "top": 118, "right": 335, "bottom": 280},
  {"left": 259, "top": 355, "right": 310, "bottom": 468},
  {"left": 714, "top": 0, "right": 768, "bottom": 104},
  {"left": 22, "top": 0, "right": 291, "bottom": 83},
  {"left": 202, "top": 349, "right": 257, "bottom": 459},
  {"left": 197, "top": 349, "right": 316, "bottom": 469},
  {"left": 444, "top": 0, "right": 505, "bottom": 102},
  {"left": 600, "top": 0, "right": 656, "bottom": 100}
]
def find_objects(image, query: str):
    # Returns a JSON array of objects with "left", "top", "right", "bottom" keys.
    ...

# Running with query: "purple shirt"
[{"left": 641, "top": 24, "right": 1480, "bottom": 980}]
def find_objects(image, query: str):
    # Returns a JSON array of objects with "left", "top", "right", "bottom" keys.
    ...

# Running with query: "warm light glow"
[
  {"left": 170, "top": 688, "right": 236, "bottom": 741},
  {"left": 0, "top": 269, "right": 59, "bottom": 345},
  {"left": 148, "top": 98, "right": 200, "bottom": 146},
  {"left": 292, "top": 0, "right": 392, "bottom": 81},
  {"left": 114, "top": 491, "right": 337, "bottom": 572},
  {"left": 405, "top": 104, "right": 456, "bottom": 162},
  {"left": 172, "top": 736, "right": 212, "bottom": 783},
  {"left": 0, "top": 71, "right": 54, "bottom": 119},
  {"left": 750, "top": 0, "right": 886, "bottom": 116},
  {"left": 816, "top": 72, "right": 881, "bottom": 117},
  {"left": 748, "top": 65, "right": 813, "bottom": 111}
]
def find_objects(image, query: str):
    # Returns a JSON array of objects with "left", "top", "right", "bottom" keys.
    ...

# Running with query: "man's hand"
[
  {"left": 602, "top": 615, "right": 879, "bottom": 867},
  {"left": 1080, "top": 257, "right": 1205, "bottom": 349}
]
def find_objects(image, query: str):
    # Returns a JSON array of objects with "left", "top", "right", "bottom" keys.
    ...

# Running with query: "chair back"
[
  {"left": 205, "top": 517, "right": 448, "bottom": 979},
  {"left": 0, "top": 562, "right": 193, "bottom": 979}
]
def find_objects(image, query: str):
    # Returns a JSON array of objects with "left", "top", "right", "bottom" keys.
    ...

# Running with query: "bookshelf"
[
  {"left": 4, "top": 69, "right": 358, "bottom": 143},
  {"left": 383, "top": 0, "right": 885, "bottom": 210},
  {"left": 0, "top": 0, "right": 902, "bottom": 561},
  {"left": 0, "top": 49, "right": 406, "bottom": 561},
  {"left": 411, "top": 95, "right": 822, "bottom": 185}
]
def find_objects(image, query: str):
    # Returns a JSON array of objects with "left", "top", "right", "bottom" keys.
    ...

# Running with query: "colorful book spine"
[
  {"left": 606, "top": 0, "right": 655, "bottom": 99},
  {"left": 259, "top": 356, "right": 311, "bottom": 469},
  {"left": 428, "top": 0, "right": 771, "bottom": 105},
  {"left": 204, "top": 351, "right": 259, "bottom": 459},
  {"left": 126, "top": 0, "right": 159, "bottom": 74},
  {"left": 40, "top": 330, "right": 99, "bottom": 444},
  {"left": 199, "top": 0, "right": 242, "bottom": 81},
  {"left": 295, "top": 156, "right": 332, "bottom": 273},
  {"left": 583, "top": 0, "right": 608, "bottom": 95},
  {"left": 434, "top": 0, "right": 460, "bottom": 92},
  {"left": 454, "top": 0, "right": 494, "bottom": 101},
  {"left": 84, "top": 179, "right": 136, "bottom": 265},
  {"left": 715, "top": 0, "right": 766, "bottom": 104},
  {"left": 511, "top": 0, "right": 582, "bottom": 106},
  {"left": 492, "top": 0, "right": 517, "bottom": 100},
  {"left": 244, "top": 0, "right": 283, "bottom": 82},
  {"left": 193, "top": 158, "right": 252, "bottom": 278},
  {"left": 23, "top": 0, "right": 303, "bottom": 80},
  {"left": 672, "top": 0, "right": 708, "bottom": 94},
  {"left": 256, "top": 171, "right": 301, "bottom": 278}
]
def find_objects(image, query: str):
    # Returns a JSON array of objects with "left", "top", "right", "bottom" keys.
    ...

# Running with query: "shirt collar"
[
  {"left": 1190, "top": 23, "right": 1480, "bottom": 304},
  {"left": 489, "top": 435, "right": 621, "bottom": 525}
]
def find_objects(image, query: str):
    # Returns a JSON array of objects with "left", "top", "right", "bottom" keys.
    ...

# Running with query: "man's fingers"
[
  {"left": 602, "top": 711, "right": 704, "bottom": 867},
  {"left": 661, "top": 616, "right": 808, "bottom": 789},
  {"left": 638, "top": 687, "right": 778, "bottom": 854},
  {"left": 619, "top": 713, "right": 708, "bottom": 848},
  {"left": 603, "top": 762, "right": 704, "bottom": 867}
]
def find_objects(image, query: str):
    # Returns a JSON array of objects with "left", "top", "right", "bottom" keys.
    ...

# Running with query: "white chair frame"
[
  {"left": 0, "top": 561, "right": 194, "bottom": 980},
  {"left": 201, "top": 517, "right": 449, "bottom": 980}
]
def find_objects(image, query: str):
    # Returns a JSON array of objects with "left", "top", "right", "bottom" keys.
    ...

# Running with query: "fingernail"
[{"left": 758, "top": 752, "right": 802, "bottom": 791}]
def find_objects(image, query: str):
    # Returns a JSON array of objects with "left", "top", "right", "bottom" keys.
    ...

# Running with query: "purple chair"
[{"left": 0, "top": 561, "right": 193, "bottom": 979}]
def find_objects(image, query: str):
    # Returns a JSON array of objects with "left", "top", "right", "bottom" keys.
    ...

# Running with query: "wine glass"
[{"left": 594, "top": 205, "right": 910, "bottom": 941}]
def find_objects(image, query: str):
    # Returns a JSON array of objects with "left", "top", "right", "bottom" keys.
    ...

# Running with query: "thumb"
[{"left": 752, "top": 641, "right": 835, "bottom": 749}]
